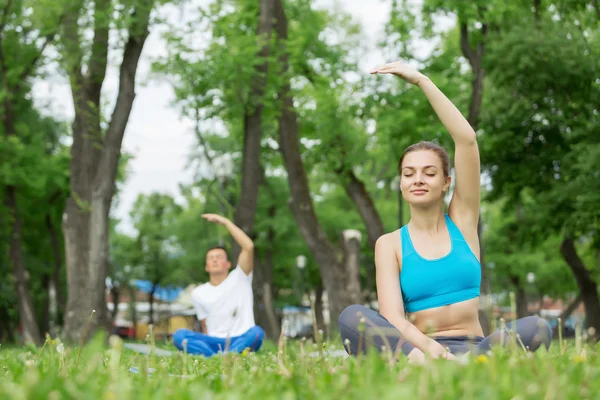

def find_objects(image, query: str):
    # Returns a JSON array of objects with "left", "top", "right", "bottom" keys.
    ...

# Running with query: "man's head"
[{"left": 205, "top": 245, "right": 232, "bottom": 276}]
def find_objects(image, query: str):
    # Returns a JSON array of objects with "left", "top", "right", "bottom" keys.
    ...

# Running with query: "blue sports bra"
[{"left": 400, "top": 214, "right": 481, "bottom": 313}]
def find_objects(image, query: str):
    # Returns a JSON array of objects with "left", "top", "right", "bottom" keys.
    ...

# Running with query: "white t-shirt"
[{"left": 190, "top": 266, "right": 255, "bottom": 338}]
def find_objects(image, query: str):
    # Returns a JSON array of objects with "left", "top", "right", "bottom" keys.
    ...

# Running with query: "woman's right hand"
[
  {"left": 369, "top": 61, "right": 428, "bottom": 86},
  {"left": 426, "top": 342, "right": 456, "bottom": 360},
  {"left": 407, "top": 344, "right": 455, "bottom": 365}
]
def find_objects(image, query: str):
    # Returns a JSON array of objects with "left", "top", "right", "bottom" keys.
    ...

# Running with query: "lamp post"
[{"left": 527, "top": 272, "right": 537, "bottom": 313}]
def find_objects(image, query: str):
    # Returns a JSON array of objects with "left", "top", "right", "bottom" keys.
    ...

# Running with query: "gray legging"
[{"left": 338, "top": 304, "right": 552, "bottom": 356}]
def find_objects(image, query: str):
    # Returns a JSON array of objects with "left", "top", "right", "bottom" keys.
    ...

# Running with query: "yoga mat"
[
  {"left": 124, "top": 343, "right": 176, "bottom": 357},
  {"left": 128, "top": 366, "right": 191, "bottom": 379},
  {"left": 308, "top": 349, "right": 349, "bottom": 358}
]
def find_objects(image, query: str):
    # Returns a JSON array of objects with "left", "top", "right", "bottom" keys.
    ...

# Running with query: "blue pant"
[{"left": 172, "top": 326, "right": 265, "bottom": 357}]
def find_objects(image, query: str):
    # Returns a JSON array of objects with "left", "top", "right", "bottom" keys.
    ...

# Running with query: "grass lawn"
[{"left": 0, "top": 332, "right": 597, "bottom": 399}]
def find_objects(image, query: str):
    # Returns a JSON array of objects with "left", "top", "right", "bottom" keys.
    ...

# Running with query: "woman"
[{"left": 338, "top": 61, "right": 552, "bottom": 363}]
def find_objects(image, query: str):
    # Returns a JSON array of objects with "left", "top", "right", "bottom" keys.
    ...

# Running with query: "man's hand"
[
  {"left": 202, "top": 213, "right": 230, "bottom": 225},
  {"left": 202, "top": 212, "right": 254, "bottom": 275}
]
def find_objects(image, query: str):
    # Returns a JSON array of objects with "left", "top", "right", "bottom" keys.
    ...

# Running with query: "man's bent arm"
[
  {"left": 224, "top": 219, "right": 254, "bottom": 275},
  {"left": 202, "top": 213, "right": 255, "bottom": 275}
]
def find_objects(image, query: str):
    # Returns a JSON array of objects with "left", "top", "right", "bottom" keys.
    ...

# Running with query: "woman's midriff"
[{"left": 408, "top": 297, "right": 484, "bottom": 338}]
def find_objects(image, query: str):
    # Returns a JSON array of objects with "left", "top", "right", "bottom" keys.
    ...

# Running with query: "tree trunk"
[
  {"left": 61, "top": 1, "right": 152, "bottom": 343},
  {"left": 340, "top": 230, "right": 363, "bottom": 305},
  {"left": 252, "top": 256, "right": 267, "bottom": 331},
  {"left": 337, "top": 169, "right": 383, "bottom": 298},
  {"left": 46, "top": 213, "right": 65, "bottom": 316},
  {"left": 262, "top": 281, "right": 280, "bottom": 339},
  {"left": 593, "top": 0, "right": 600, "bottom": 21},
  {"left": 111, "top": 286, "right": 120, "bottom": 322},
  {"left": 252, "top": 257, "right": 280, "bottom": 340},
  {"left": 1, "top": 72, "right": 42, "bottom": 345},
  {"left": 0, "top": 305, "right": 16, "bottom": 343},
  {"left": 509, "top": 275, "right": 529, "bottom": 319},
  {"left": 533, "top": 0, "right": 542, "bottom": 21},
  {"left": 460, "top": 20, "right": 490, "bottom": 334},
  {"left": 559, "top": 294, "right": 581, "bottom": 321},
  {"left": 0, "top": 0, "right": 62, "bottom": 347},
  {"left": 231, "top": 0, "right": 275, "bottom": 261},
  {"left": 149, "top": 284, "right": 156, "bottom": 326},
  {"left": 313, "top": 283, "right": 325, "bottom": 333},
  {"left": 5, "top": 186, "right": 42, "bottom": 345},
  {"left": 273, "top": 0, "right": 347, "bottom": 324},
  {"left": 40, "top": 274, "right": 51, "bottom": 338},
  {"left": 48, "top": 279, "right": 59, "bottom": 337},
  {"left": 560, "top": 238, "right": 600, "bottom": 338},
  {"left": 336, "top": 169, "right": 385, "bottom": 250},
  {"left": 252, "top": 204, "right": 280, "bottom": 340},
  {"left": 129, "top": 286, "right": 137, "bottom": 337}
]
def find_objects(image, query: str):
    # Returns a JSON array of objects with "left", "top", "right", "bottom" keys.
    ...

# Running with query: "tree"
[
  {"left": 484, "top": 198, "right": 578, "bottom": 318},
  {"left": 57, "top": 0, "right": 156, "bottom": 342},
  {"left": 480, "top": 12, "right": 600, "bottom": 333},
  {"left": 232, "top": 0, "right": 275, "bottom": 258},
  {"left": 223, "top": 0, "right": 278, "bottom": 338},
  {"left": 153, "top": 0, "right": 358, "bottom": 337},
  {"left": 152, "top": 0, "right": 279, "bottom": 336},
  {"left": 0, "top": 0, "right": 66, "bottom": 345},
  {"left": 0, "top": 110, "right": 69, "bottom": 343},
  {"left": 19, "top": 117, "right": 70, "bottom": 339},
  {"left": 273, "top": 0, "right": 363, "bottom": 326}
]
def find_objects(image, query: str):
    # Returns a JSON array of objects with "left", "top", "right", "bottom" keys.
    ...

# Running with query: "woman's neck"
[{"left": 407, "top": 204, "right": 445, "bottom": 235}]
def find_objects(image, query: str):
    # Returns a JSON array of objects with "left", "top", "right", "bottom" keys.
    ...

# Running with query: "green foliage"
[
  {"left": 483, "top": 198, "right": 577, "bottom": 299},
  {"left": 128, "top": 193, "right": 186, "bottom": 287},
  {"left": 480, "top": 11, "right": 600, "bottom": 243},
  {"left": 151, "top": 0, "right": 376, "bottom": 298},
  {"left": 0, "top": 0, "right": 72, "bottom": 340}
]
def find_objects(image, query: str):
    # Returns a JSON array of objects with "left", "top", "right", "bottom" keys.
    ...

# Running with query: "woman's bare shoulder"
[
  {"left": 375, "top": 230, "right": 403, "bottom": 270},
  {"left": 376, "top": 229, "right": 401, "bottom": 246}
]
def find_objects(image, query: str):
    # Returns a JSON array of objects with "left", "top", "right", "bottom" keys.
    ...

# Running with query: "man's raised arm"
[{"left": 202, "top": 213, "right": 255, "bottom": 275}]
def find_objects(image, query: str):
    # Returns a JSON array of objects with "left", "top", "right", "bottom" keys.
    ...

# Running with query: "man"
[{"left": 172, "top": 213, "right": 264, "bottom": 356}]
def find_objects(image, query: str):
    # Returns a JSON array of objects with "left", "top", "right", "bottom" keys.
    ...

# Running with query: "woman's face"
[{"left": 400, "top": 150, "right": 451, "bottom": 206}]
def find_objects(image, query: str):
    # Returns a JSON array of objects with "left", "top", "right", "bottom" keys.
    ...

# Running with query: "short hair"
[
  {"left": 398, "top": 141, "right": 450, "bottom": 177},
  {"left": 206, "top": 245, "right": 230, "bottom": 261}
]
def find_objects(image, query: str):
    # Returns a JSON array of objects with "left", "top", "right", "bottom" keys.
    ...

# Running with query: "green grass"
[{"left": 0, "top": 333, "right": 598, "bottom": 399}]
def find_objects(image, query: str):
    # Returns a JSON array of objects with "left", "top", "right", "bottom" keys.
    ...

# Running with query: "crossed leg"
[{"left": 338, "top": 305, "right": 552, "bottom": 357}]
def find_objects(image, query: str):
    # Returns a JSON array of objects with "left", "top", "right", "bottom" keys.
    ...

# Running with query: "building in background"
[{"left": 106, "top": 281, "right": 197, "bottom": 341}]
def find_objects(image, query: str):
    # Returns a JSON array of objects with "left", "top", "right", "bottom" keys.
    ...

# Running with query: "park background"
[{"left": 1, "top": 0, "right": 599, "bottom": 354}]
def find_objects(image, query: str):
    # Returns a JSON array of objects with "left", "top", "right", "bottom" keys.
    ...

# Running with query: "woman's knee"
[
  {"left": 531, "top": 316, "right": 552, "bottom": 349},
  {"left": 338, "top": 304, "right": 371, "bottom": 329},
  {"left": 515, "top": 316, "right": 553, "bottom": 350}
]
